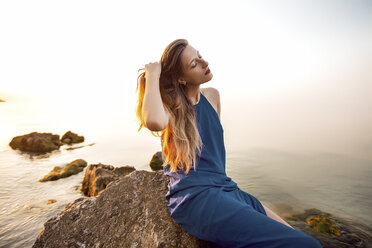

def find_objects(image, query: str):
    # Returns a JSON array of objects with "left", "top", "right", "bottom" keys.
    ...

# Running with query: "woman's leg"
[
  {"left": 262, "top": 204, "right": 295, "bottom": 229},
  {"left": 176, "top": 188, "right": 322, "bottom": 248}
]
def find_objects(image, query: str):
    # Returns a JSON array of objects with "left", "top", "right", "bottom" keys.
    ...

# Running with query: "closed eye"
[{"left": 192, "top": 55, "right": 202, "bottom": 68}]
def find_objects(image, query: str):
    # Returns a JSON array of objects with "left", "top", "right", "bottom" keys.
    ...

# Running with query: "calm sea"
[{"left": 0, "top": 100, "right": 371, "bottom": 247}]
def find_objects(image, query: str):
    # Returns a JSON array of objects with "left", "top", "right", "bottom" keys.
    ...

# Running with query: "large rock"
[
  {"left": 9, "top": 132, "right": 62, "bottom": 153},
  {"left": 32, "top": 170, "right": 211, "bottom": 248},
  {"left": 39, "top": 159, "right": 88, "bottom": 182},
  {"left": 81, "top": 163, "right": 136, "bottom": 197},
  {"left": 61, "top": 131, "right": 84, "bottom": 144}
]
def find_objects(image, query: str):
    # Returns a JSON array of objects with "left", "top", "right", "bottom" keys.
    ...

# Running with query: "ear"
[{"left": 178, "top": 77, "right": 187, "bottom": 85}]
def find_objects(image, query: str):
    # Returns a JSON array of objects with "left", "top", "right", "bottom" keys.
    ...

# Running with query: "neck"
[{"left": 185, "top": 85, "right": 201, "bottom": 105}]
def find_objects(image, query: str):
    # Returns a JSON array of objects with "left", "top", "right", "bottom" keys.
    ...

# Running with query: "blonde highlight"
[{"left": 135, "top": 39, "right": 203, "bottom": 175}]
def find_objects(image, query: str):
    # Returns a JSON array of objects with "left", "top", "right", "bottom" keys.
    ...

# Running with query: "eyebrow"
[{"left": 189, "top": 50, "right": 200, "bottom": 67}]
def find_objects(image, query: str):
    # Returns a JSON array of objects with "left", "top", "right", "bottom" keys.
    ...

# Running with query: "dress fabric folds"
[{"left": 162, "top": 92, "right": 322, "bottom": 248}]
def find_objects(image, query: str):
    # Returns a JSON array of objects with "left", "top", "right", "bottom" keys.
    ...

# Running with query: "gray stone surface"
[{"left": 33, "top": 170, "right": 209, "bottom": 248}]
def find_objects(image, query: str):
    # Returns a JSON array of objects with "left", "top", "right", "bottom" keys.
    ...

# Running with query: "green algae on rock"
[
  {"left": 287, "top": 208, "right": 372, "bottom": 247},
  {"left": 306, "top": 214, "right": 341, "bottom": 237},
  {"left": 39, "top": 159, "right": 88, "bottom": 182},
  {"left": 149, "top": 151, "right": 164, "bottom": 171}
]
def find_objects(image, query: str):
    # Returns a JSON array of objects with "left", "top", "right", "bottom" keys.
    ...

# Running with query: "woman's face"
[{"left": 178, "top": 45, "right": 213, "bottom": 85}]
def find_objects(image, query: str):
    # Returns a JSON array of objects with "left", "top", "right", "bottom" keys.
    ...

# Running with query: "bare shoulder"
[
  {"left": 201, "top": 87, "right": 221, "bottom": 120},
  {"left": 205, "top": 87, "right": 220, "bottom": 98}
]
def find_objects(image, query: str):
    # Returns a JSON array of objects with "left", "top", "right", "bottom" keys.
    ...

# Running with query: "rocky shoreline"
[
  {"left": 32, "top": 166, "right": 372, "bottom": 248},
  {"left": 7, "top": 132, "right": 372, "bottom": 247}
]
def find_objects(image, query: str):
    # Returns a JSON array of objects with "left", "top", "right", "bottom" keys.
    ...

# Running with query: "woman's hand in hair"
[{"left": 145, "top": 61, "right": 162, "bottom": 79}]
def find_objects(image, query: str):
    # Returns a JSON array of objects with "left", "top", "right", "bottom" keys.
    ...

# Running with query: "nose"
[{"left": 202, "top": 59, "right": 208, "bottom": 68}]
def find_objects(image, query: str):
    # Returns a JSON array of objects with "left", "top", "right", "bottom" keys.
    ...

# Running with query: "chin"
[{"left": 205, "top": 73, "right": 213, "bottom": 81}]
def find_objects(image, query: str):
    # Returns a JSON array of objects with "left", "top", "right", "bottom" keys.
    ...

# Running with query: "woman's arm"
[
  {"left": 262, "top": 204, "right": 295, "bottom": 229},
  {"left": 143, "top": 74, "right": 169, "bottom": 131},
  {"left": 143, "top": 62, "right": 169, "bottom": 131}
]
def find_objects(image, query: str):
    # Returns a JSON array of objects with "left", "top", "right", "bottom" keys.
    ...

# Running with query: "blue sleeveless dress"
[{"left": 162, "top": 92, "right": 322, "bottom": 248}]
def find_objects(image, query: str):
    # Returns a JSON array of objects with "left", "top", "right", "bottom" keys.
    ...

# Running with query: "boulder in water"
[
  {"left": 39, "top": 159, "right": 88, "bottom": 182},
  {"left": 9, "top": 132, "right": 62, "bottom": 153},
  {"left": 149, "top": 151, "right": 164, "bottom": 171}
]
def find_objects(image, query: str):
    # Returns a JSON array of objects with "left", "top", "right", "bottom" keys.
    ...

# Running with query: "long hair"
[{"left": 135, "top": 39, "right": 203, "bottom": 175}]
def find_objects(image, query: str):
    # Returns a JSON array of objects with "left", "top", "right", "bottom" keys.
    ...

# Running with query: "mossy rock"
[
  {"left": 149, "top": 151, "right": 164, "bottom": 171},
  {"left": 306, "top": 215, "right": 341, "bottom": 237},
  {"left": 287, "top": 208, "right": 372, "bottom": 247},
  {"left": 39, "top": 159, "right": 88, "bottom": 182}
]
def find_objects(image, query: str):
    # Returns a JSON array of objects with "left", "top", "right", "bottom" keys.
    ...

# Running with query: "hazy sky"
[{"left": 1, "top": 0, "right": 371, "bottom": 159}]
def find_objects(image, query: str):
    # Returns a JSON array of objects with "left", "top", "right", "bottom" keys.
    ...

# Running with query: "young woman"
[{"left": 136, "top": 39, "right": 322, "bottom": 248}]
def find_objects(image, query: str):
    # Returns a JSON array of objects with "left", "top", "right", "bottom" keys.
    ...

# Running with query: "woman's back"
[
  {"left": 161, "top": 90, "right": 240, "bottom": 225},
  {"left": 162, "top": 91, "right": 238, "bottom": 195}
]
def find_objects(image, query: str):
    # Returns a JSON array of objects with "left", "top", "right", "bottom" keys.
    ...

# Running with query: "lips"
[{"left": 205, "top": 68, "right": 210, "bottom": 75}]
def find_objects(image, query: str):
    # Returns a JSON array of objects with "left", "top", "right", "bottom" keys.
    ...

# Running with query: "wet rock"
[
  {"left": 149, "top": 151, "right": 164, "bottom": 171},
  {"left": 32, "top": 170, "right": 208, "bottom": 248},
  {"left": 61, "top": 131, "right": 84, "bottom": 144},
  {"left": 9, "top": 132, "right": 62, "bottom": 153},
  {"left": 307, "top": 214, "right": 341, "bottom": 236},
  {"left": 47, "top": 199, "right": 57, "bottom": 205},
  {"left": 287, "top": 208, "right": 372, "bottom": 248},
  {"left": 39, "top": 159, "right": 88, "bottom": 182},
  {"left": 80, "top": 163, "right": 136, "bottom": 197}
]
